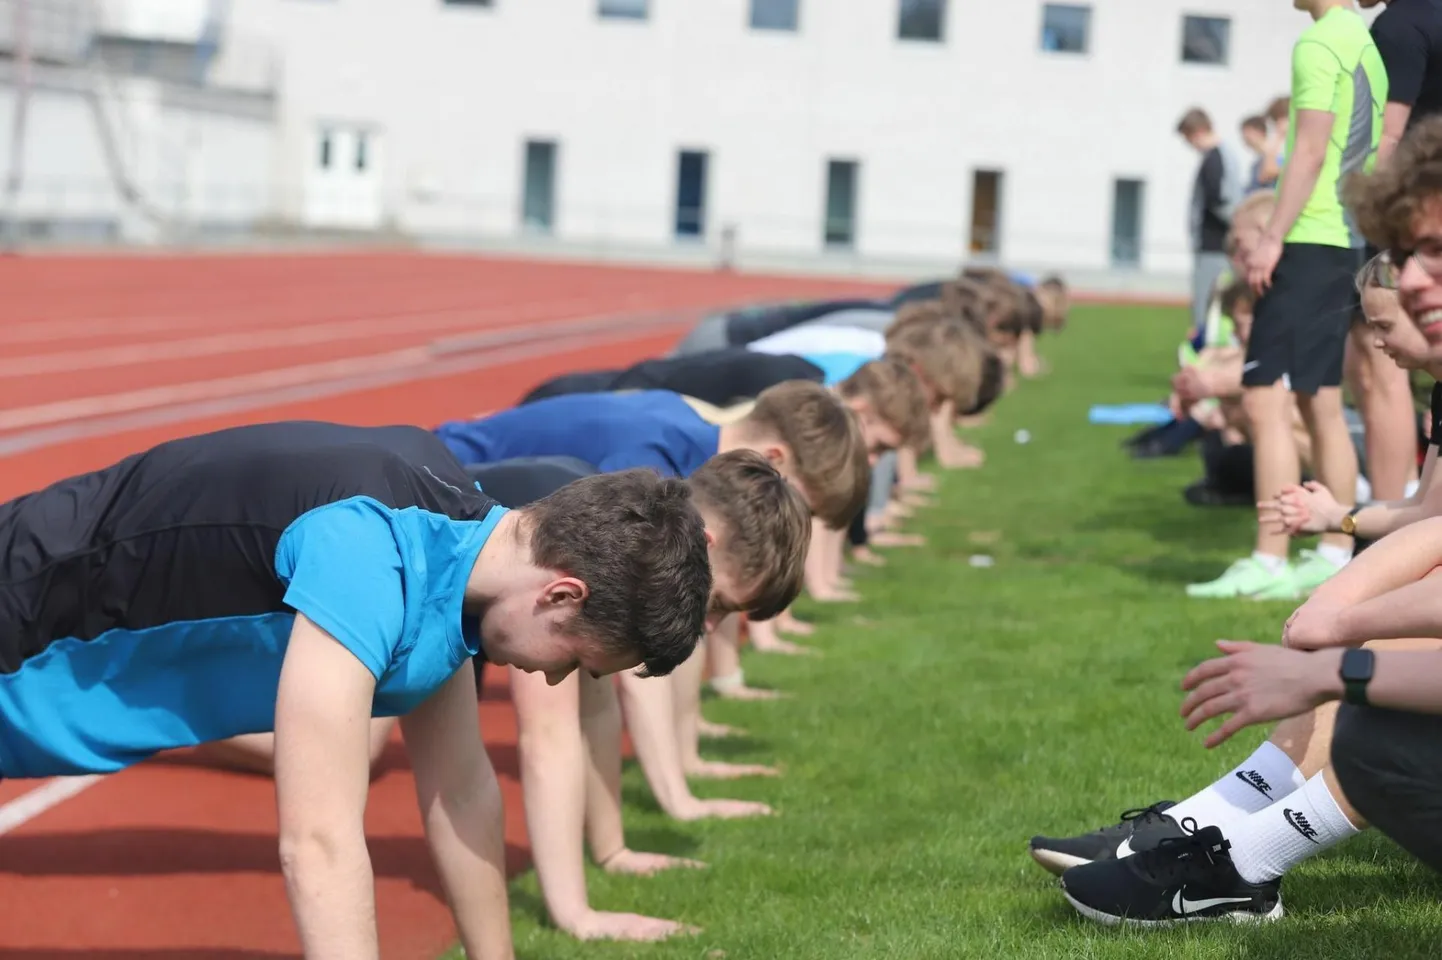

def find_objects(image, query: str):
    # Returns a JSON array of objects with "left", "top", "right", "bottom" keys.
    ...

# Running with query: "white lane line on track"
[
  {"left": 0, "top": 776, "right": 103, "bottom": 836},
  {"left": 0, "top": 315, "right": 691, "bottom": 457}
]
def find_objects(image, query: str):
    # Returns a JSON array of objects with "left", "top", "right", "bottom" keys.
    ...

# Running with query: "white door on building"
[{"left": 303, "top": 123, "right": 384, "bottom": 230}]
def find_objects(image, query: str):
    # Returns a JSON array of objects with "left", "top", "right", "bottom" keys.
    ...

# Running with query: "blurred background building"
[{"left": 0, "top": 0, "right": 1350, "bottom": 292}]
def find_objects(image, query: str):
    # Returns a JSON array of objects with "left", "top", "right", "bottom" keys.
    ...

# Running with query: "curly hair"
[{"left": 1346, "top": 115, "right": 1442, "bottom": 252}]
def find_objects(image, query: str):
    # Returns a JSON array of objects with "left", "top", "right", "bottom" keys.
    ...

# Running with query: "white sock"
[
  {"left": 1227, "top": 772, "right": 1361, "bottom": 884},
  {"left": 1166, "top": 742, "right": 1306, "bottom": 832},
  {"left": 1251, "top": 550, "right": 1287, "bottom": 573},
  {"left": 1314, "top": 543, "right": 1352, "bottom": 569}
]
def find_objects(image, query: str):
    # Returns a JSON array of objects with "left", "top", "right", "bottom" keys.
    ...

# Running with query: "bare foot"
[
  {"left": 566, "top": 910, "right": 700, "bottom": 942},
  {"left": 812, "top": 587, "right": 859, "bottom": 603},
  {"left": 672, "top": 796, "right": 774, "bottom": 819}
]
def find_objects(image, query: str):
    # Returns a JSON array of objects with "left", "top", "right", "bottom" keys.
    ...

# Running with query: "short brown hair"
[
  {"left": 1218, "top": 278, "right": 1255, "bottom": 321},
  {"left": 836, "top": 357, "right": 930, "bottom": 450},
  {"left": 1224, "top": 191, "right": 1278, "bottom": 258},
  {"left": 1036, "top": 275, "right": 1069, "bottom": 331},
  {"left": 1346, "top": 114, "right": 1442, "bottom": 253},
  {"left": 1266, "top": 96, "right": 1290, "bottom": 123},
  {"left": 688, "top": 450, "right": 809, "bottom": 622},
  {"left": 1241, "top": 115, "right": 1268, "bottom": 136},
  {"left": 740, "top": 381, "right": 869, "bottom": 530},
  {"left": 525, "top": 469, "right": 711, "bottom": 677},
  {"left": 886, "top": 306, "right": 987, "bottom": 412},
  {"left": 1177, "top": 108, "right": 1212, "bottom": 137}
]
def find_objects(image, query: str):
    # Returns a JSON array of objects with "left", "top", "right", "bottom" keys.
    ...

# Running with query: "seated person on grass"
[
  {"left": 0, "top": 421, "right": 713, "bottom": 960},
  {"left": 1265, "top": 253, "right": 1442, "bottom": 543},
  {"left": 1031, "top": 125, "right": 1442, "bottom": 925},
  {"left": 1031, "top": 517, "right": 1442, "bottom": 925},
  {"left": 432, "top": 382, "right": 870, "bottom": 779}
]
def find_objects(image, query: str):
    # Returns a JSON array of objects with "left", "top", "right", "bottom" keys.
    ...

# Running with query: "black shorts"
[{"left": 1243, "top": 243, "right": 1363, "bottom": 394}]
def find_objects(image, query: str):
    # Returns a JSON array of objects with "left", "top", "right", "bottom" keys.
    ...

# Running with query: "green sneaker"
[
  {"left": 1186, "top": 556, "right": 1293, "bottom": 599},
  {"left": 1251, "top": 549, "right": 1341, "bottom": 601}
]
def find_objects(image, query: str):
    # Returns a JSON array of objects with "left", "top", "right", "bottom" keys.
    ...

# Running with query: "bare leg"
[
  {"left": 186, "top": 719, "right": 395, "bottom": 778},
  {"left": 1243, "top": 382, "right": 1302, "bottom": 559},
  {"left": 1296, "top": 387, "right": 1359, "bottom": 554},
  {"left": 1349, "top": 324, "right": 1418, "bottom": 501}
]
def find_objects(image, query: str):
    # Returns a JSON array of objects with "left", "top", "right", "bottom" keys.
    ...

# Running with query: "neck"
[
  {"left": 464, "top": 510, "right": 526, "bottom": 610},
  {"left": 716, "top": 422, "right": 750, "bottom": 455},
  {"left": 1311, "top": 0, "right": 1349, "bottom": 20}
]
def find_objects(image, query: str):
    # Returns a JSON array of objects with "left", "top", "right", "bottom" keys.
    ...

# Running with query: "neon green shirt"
[{"left": 1283, "top": 6, "right": 1388, "bottom": 248}]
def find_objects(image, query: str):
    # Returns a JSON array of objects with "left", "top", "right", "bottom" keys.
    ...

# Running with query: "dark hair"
[
  {"left": 1177, "top": 108, "right": 1212, "bottom": 137},
  {"left": 1346, "top": 114, "right": 1442, "bottom": 253},
  {"left": 1241, "top": 115, "right": 1268, "bottom": 135},
  {"left": 524, "top": 469, "right": 710, "bottom": 677},
  {"left": 688, "top": 450, "right": 809, "bottom": 622},
  {"left": 1266, "top": 96, "right": 1290, "bottom": 122}
]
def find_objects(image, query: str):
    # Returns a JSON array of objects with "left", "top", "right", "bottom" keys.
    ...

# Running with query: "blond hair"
[
  {"left": 688, "top": 449, "right": 810, "bottom": 622},
  {"left": 886, "top": 304, "right": 986, "bottom": 411},
  {"left": 836, "top": 357, "right": 930, "bottom": 450},
  {"left": 740, "top": 381, "right": 869, "bottom": 530}
]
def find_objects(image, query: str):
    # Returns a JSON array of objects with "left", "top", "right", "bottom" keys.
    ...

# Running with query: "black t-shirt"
[
  {"left": 1194, "top": 147, "right": 1231, "bottom": 253},
  {"left": 724, "top": 299, "right": 883, "bottom": 346},
  {"left": 1431, "top": 382, "right": 1442, "bottom": 444},
  {"left": 1373, "top": 0, "right": 1442, "bottom": 129},
  {"left": 612, "top": 348, "right": 825, "bottom": 406}
]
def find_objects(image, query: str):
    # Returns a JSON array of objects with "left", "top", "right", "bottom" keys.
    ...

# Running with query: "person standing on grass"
[
  {"left": 0, "top": 420, "right": 713, "bottom": 960},
  {"left": 1177, "top": 108, "right": 1249, "bottom": 338},
  {"left": 1188, "top": 0, "right": 1387, "bottom": 601}
]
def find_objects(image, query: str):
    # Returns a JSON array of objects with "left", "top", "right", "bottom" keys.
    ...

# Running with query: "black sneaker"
[
  {"left": 1060, "top": 821, "right": 1283, "bottom": 926},
  {"left": 1028, "top": 801, "right": 1184, "bottom": 876}
]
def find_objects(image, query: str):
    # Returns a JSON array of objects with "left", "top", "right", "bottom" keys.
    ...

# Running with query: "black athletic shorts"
[{"left": 1243, "top": 243, "right": 1363, "bottom": 394}]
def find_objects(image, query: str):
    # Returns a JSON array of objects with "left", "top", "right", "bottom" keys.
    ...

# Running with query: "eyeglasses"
[{"left": 1387, "top": 235, "right": 1442, "bottom": 284}]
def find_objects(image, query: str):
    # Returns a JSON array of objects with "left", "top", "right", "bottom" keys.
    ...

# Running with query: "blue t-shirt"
[
  {"left": 0, "top": 421, "right": 506, "bottom": 777},
  {"left": 434, "top": 390, "right": 722, "bottom": 478},
  {"left": 802, "top": 352, "right": 873, "bottom": 385}
]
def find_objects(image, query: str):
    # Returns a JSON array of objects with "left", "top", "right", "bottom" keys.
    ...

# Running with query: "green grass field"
[{"left": 466, "top": 303, "right": 1442, "bottom": 959}]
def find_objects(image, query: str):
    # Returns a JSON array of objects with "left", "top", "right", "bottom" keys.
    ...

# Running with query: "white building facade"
[{"left": 0, "top": 0, "right": 1380, "bottom": 285}]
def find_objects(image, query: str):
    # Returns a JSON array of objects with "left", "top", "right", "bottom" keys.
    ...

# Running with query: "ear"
[
  {"left": 703, "top": 527, "right": 717, "bottom": 548},
  {"left": 541, "top": 576, "right": 588, "bottom": 609},
  {"left": 762, "top": 444, "right": 789, "bottom": 470}
]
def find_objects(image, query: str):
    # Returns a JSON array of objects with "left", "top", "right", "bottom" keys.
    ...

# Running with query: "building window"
[
  {"left": 675, "top": 150, "right": 709, "bottom": 239},
  {"left": 1040, "top": 4, "right": 1090, "bottom": 54},
  {"left": 969, "top": 170, "right": 1003, "bottom": 255},
  {"left": 1181, "top": 15, "right": 1229, "bottom": 65},
  {"left": 751, "top": 0, "right": 799, "bottom": 31},
  {"left": 824, "top": 159, "right": 859, "bottom": 249},
  {"left": 599, "top": 0, "right": 647, "bottom": 20},
  {"left": 355, "top": 132, "right": 369, "bottom": 171},
  {"left": 1111, "top": 178, "right": 1145, "bottom": 267},
  {"left": 898, "top": 0, "right": 945, "bottom": 42},
  {"left": 442, "top": 0, "right": 493, "bottom": 6},
  {"left": 521, "top": 140, "right": 558, "bottom": 233},
  {"left": 318, "top": 130, "right": 333, "bottom": 170}
]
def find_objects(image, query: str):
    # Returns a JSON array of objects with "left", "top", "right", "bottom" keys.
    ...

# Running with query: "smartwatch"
[
  {"left": 1340, "top": 504, "right": 1364, "bottom": 537},
  {"left": 1340, "top": 648, "right": 1375, "bottom": 706}
]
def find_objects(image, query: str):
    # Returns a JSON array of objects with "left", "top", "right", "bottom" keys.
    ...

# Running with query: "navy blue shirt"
[
  {"left": 0, "top": 421, "right": 506, "bottom": 777},
  {"left": 434, "top": 391, "right": 722, "bottom": 478}
]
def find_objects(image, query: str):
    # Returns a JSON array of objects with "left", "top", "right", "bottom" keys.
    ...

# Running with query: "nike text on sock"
[
  {"left": 1252, "top": 551, "right": 1286, "bottom": 575},
  {"left": 1227, "top": 772, "right": 1362, "bottom": 884},
  {"left": 1165, "top": 742, "right": 1306, "bottom": 832}
]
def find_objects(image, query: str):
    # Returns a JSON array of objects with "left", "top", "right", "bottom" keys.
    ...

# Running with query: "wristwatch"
[
  {"left": 1340, "top": 504, "right": 1364, "bottom": 536},
  {"left": 1340, "top": 648, "right": 1375, "bottom": 706}
]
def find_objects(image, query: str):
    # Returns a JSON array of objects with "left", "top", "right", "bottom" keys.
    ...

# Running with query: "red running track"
[{"left": 0, "top": 251, "right": 894, "bottom": 958}]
